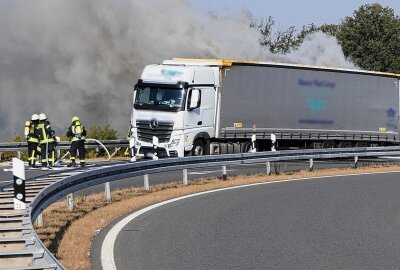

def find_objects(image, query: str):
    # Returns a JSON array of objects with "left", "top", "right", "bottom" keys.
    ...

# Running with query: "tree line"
[{"left": 251, "top": 3, "right": 400, "bottom": 73}]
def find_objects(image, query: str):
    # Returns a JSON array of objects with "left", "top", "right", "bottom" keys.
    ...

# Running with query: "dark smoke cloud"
[{"left": 0, "top": 0, "right": 351, "bottom": 141}]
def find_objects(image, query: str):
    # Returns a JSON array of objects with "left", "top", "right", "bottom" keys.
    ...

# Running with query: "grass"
[{"left": 35, "top": 164, "right": 400, "bottom": 270}]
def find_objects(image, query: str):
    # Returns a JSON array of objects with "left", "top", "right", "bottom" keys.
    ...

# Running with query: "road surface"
[{"left": 96, "top": 171, "right": 400, "bottom": 270}]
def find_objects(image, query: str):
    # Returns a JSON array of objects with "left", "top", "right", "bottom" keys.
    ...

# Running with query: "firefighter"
[
  {"left": 66, "top": 116, "right": 87, "bottom": 167},
  {"left": 24, "top": 114, "right": 40, "bottom": 167},
  {"left": 36, "top": 113, "right": 56, "bottom": 167}
]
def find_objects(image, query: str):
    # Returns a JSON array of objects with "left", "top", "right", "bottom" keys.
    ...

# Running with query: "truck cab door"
[{"left": 185, "top": 88, "right": 203, "bottom": 130}]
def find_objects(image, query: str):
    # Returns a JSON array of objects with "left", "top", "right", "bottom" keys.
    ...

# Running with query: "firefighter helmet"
[
  {"left": 31, "top": 114, "right": 39, "bottom": 121},
  {"left": 39, "top": 113, "right": 47, "bottom": 121}
]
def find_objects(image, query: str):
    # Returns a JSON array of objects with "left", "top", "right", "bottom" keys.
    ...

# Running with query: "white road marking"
[
  {"left": 189, "top": 169, "right": 234, "bottom": 175},
  {"left": 100, "top": 170, "right": 400, "bottom": 270},
  {"left": 0, "top": 180, "right": 12, "bottom": 184}
]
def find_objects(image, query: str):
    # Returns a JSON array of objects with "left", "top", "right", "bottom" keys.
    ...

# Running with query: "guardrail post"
[
  {"left": 271, "top": 133, "right": 276, "bottom": 152},
  {"left": 222, "top": 165, "right": 227, "bottom": 180},
  {"left": 144, "top": 174, "right": 150, "bottom": 192},
  {"left": 183, "top": 169, "right": 188, "bottom": 186},
  {"left": 354, "top": 156, "right": 359, "bottom": 169},
  {"left": 105, "top": 182, "right": 111, "bottom": 201},
  {"left": 35, "top": 213, "right": 44, "bottom": 228},
  {"left": 266, "top": 161, "right": 271, "bottom": 175},
  {"left": 251, "top": 134, "right": 257, "bottom": 153},
  {"left": 57, "top": 149, "right": 61, "bottom": 160},
  {"left": 17, "top": 151, "right": 21, "bottom": 159},
  {"left": 152, "top": 136, "right": 159, "bottom": 160},
  {"left": 13, "top": 158, "right": 26, "bottom": 210},
  {"left": 309, "top": 159, "right": 314, "bottom": 172},
  {"left": 67, "top": 193, "right": 74, "bottom": 212}
]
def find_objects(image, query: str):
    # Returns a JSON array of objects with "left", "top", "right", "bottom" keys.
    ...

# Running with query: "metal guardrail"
[
  {"left": 4, "top": 146, "right": 400, "bottom": 269},
  {"left": 0, "top": 140, "right": 129, "bottom": 152},
  {"left": 0, "top": 140, "right": 129, "bottom": 162}
]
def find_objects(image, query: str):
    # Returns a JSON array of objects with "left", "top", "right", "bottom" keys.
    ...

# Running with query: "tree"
[
  {"left": 250, "top": 17, "right": 298, "bottom": 54},
  {"left": 336, "top": 4, "right": 400, "bottom": 72},
  {"left": 251, "top": 18, "right": 337, "bottom": 55}
]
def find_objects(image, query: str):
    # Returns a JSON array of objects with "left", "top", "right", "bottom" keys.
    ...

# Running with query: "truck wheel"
[
  {"left": 220, "top": 143, "right": 228, "bottom": 154},
  {"left": 191, "top": 140, "right": 209, "bottom": 156},
  {"left": 240, "top": 142, "right": 253, "bottom": 153}
]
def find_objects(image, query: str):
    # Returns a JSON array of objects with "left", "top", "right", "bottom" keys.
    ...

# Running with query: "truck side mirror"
[{"left": 188, "top": 89, "right": 201, "bottom": 110}]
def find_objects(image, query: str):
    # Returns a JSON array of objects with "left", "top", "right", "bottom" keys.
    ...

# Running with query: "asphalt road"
[{"left": 98, "top": 172, "right": 400, "bottom": 270}]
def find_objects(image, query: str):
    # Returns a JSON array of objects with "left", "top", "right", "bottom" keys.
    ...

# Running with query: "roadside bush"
[
  {"left": 87, "top": 123, "right": 118, "bottom": 140},
  {"left": 1, "top": 134, "right": 28, "bottom": 162}
]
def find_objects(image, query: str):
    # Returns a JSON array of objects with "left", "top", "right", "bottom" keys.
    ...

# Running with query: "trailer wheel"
[
  {"left": 240, "top": 142, "right": 253, "bottom": 153},
  {"left": 337, "top": 141, "right": 353, "bottom": 148},
  {"left": 219, "top": 143, "right": 228, "bottom": 154},
  {"left": 355, "top": 142, "right": 369, "bottom": 148},
  {"left": 191, "top": 139, "right": 209, "bottom": 156},
  {"left": 322, "top": 141, "right": 336, "bottom": 149}
]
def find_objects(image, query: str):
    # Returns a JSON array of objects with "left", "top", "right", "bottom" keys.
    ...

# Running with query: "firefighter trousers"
[
  {"left": 41, "top": 142, "right": 56, "bottom": 167},
  {"left": 27, "top": 142, "right": 39, "bottom": 167},
  {"left": 70, "top": 140, "right": 85, "bottom": 165}
]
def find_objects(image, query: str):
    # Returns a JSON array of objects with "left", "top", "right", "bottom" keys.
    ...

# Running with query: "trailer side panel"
[{"left": 220, "top": 65, "right": 399, "bottom": 138}]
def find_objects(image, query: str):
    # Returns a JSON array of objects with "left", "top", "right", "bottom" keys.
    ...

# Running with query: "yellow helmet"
[{"left": 72, "top": 116, "right": 80, "bottom": 122}]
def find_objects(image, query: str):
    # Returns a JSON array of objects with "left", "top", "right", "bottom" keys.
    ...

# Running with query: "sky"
[{"left": 189, "top": 0, "right": 400, "bottom": 30}]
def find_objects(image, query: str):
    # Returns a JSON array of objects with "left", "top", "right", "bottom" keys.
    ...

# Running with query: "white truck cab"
[{"left": 130, "top": 59, "right": 221, "bottom": 158}]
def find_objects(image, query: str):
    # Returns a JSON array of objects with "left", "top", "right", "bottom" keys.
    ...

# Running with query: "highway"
[{"left": 95, "top": 171, "right": 400, "bottom": 270}]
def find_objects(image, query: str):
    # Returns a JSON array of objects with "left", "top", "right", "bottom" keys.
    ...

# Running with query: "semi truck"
[{"left": 130, "top": 58, "right": 400, "bottom": 158}]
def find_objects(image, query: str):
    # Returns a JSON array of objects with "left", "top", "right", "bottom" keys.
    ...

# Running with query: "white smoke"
[
  {"left": 284, "top": 32, "right": 355, "bottom": 68},
  {"left": 0, "top": 0, "right": 351, "bottom": 141}
]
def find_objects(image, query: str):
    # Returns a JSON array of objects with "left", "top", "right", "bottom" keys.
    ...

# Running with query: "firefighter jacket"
[
  {"left": 66, "top": 120, "right": 87, "bottom": 142},
  {"left": 35, "top": 121, "right": 55, "bottom": 144},
  {"left": 24, "top": 120, "right": 39, "bottom": 143}
]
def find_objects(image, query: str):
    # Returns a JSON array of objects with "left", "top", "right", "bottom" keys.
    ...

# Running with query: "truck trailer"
[{"left": 130, "top": 58, "right": 400, "bottom": 158}]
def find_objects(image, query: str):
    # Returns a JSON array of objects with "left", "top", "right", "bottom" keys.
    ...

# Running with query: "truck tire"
[
  {"left": 233, "top": 143, "right": 241, "bottom": 153},
  {"left": 227, "top": 143, "right": 234, "bottom": 154},
  {"left": 219, "top": 143, "right": 228, "bottom": 154},
  {"left": 240, "top": 142, "right": 253, "bottom": 153},
  {"left": 191, "top": 139, "right": 209, "bottom": 156}
]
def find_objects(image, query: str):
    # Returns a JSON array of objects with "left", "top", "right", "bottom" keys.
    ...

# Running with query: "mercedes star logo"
[{"left": 150, "top": 120, "right": 159, "bottom": 129}]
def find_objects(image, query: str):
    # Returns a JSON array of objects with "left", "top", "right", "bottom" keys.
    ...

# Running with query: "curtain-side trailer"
[{"left": 130, "top": 59, "right": 400, "bottom": 158}]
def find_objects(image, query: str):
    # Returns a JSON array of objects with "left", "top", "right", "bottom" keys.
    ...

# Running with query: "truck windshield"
[{"left": 134, "top": 87, "right": 185, "bottom": 112}]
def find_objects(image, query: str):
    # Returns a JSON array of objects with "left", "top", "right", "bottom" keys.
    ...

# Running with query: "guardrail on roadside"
[
  {"left": 4, "top": 146, "right": 400, "bottom": 269},
  {"left": 0, "top": 140, "right": 130, "bottom": 161}
]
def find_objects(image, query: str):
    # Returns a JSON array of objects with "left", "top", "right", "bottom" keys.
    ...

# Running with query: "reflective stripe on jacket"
[{"left": 36, "top": 122, "right": 54, "bottom": 144}]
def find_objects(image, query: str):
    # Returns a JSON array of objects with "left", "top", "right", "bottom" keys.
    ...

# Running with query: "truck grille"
[{"left": 136, "top": 121, "right": 173, "bottom": 143}]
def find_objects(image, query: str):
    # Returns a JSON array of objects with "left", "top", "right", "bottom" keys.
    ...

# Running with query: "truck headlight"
[{"left": 169, "top": 138, "right": 180, "bottom": 147}]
